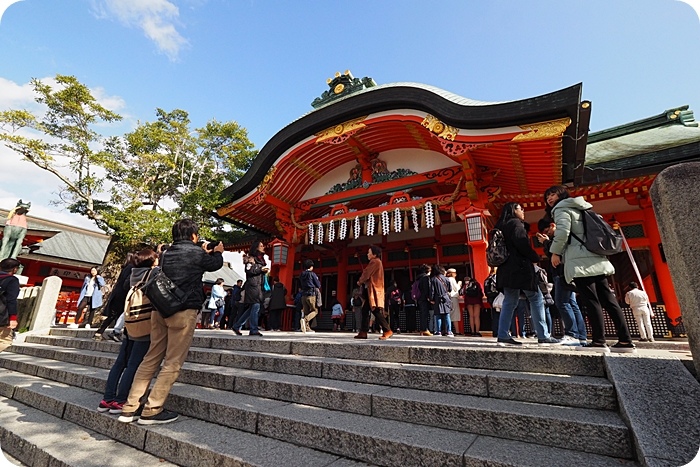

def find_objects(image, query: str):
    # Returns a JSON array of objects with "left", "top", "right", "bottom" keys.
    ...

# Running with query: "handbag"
[
  {"left": 143, "top": 268, "right": 192, "bottom": 318},
  {"left": 215, "top": 298, "right": 225, "bottom": 308},
  {"left": 262, "top": 274, "right": 271, "bottom": 292}
]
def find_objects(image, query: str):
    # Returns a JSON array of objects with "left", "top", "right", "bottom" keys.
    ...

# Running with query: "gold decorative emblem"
[
  {"left": 511, "top": 117, "right": 572, "bottom": 141},
  {"left": 421, "top": 114, "right": 457, "bottom": 141},
  {"left": 334, "top": 83, "right": 345, "bottom": 94},
  {"left": 258, "top": 166, "right": 276, "bottom": 194},
  {"left": 316, "top": 116, "right": 368, "bottom": 143}
]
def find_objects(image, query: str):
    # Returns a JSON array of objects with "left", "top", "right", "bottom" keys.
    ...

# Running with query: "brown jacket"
[{"left": 358, "top": 258, "right": 385, "bottom": 309}]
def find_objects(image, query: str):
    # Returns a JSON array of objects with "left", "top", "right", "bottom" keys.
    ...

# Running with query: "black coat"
[
  {"left": 243, "top": 253, "right": 266, "bottom": 304},
  {"left": 268, "top": 282, "right": 287, "bottom": 311},
  {"left": 495, "top": 218, "right": 540, "bottom": 292},
  {"left": 160, "top": 240, "right": 224, "bottom": 311}
]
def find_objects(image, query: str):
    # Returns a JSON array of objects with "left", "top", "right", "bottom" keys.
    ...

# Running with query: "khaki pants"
[
  {"left": 122, "top": 308, "right": 197, "bottom": 417},
  {"left": 0, "top": 327, "right": 13, "bottom": 352},
  {"left": 302, "top": 295, "right": 318, "bottom": 323}
]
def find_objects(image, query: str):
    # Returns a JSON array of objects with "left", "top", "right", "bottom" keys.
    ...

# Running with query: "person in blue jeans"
[
  {"left": 207, "top": 278, "right": 226, "bottom": 328},
  {"left": 510, "top": 293, "right": 528, "bottom": 338},
  {"left": 97, "top": 248, "right": 159, "bottom": 414},
  {"left": 232, "top": 240, "right": 268, "bottom": 337},
  {"left": 537, "top": 217, "right": 588, "bottom": 345},
  {"left": 494, "top": 202, "right": 560, "bottom": 346}
]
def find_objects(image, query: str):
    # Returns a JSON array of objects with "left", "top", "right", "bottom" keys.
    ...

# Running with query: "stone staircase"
[{"left": 0, "top": 328, "right": 671, "bottom": 466}]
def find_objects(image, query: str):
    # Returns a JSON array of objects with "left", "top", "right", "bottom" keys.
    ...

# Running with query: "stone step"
[
  {"left": 23, "top": 334, "right": 617, "bottom": 410},
  {"left": 0, "top": 368, "right": 361, "bottom": 467},
  {"left": 0, "top": 395, "right": 178, "bottom": 467},
  {"left": 38, "top": 329, "right": 608, "bottom": 376},
  {"left": 0, "top": 351, "right": 633, "bottom": 459},
  {"left": 0, "top": 365, "right": 638, "bottom": 467}
]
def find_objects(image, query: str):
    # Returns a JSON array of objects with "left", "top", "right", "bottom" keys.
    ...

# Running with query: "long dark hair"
[
  {"left": 249, "top": 240, "right": 264, "bottom": 257},
  {"left": 543, "top": 185, "right": 571, "bottom": 216},
  {"left": 496, "top": 202, "right": 520, "bottom": 229}
]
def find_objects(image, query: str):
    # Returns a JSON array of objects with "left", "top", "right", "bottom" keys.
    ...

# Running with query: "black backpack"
[
  {"left": 569, "top": 209, "right": 623, "bottom": 256},
  {"left": 464, "top": 281, "right": 480, "bottom": 297},
  {"left": 486, "top": 228, "right": 509, "bottom": 267}
]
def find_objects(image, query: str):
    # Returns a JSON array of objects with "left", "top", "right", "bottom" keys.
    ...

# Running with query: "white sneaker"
[
  {"left": 84, "top": 324, "right": 91, "bottom": 329},
  {"left": 67, "top": 323, "right": 79, "bottom": 329},
  {"left": 560, "top": 335, "right": 581, "bottom": 346}
]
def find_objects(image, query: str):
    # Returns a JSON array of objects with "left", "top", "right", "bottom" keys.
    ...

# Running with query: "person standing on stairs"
[
  {"left": 354, "top": 245, "right": 393, "bottom": 340},
  {"left": 118, "top": 219, "right": 224, "bottom": 425},
  {"left": 0, "top": 258, "right": 21, "bottom": 353},
  {"left": 299, "top": 259, "right": 321, "bottom": 333}
]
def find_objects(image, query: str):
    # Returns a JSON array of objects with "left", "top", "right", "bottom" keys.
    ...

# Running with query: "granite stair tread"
[
  {"left": 0, "top": 368, "right": 364, "bottom": 467},
  {"left": 0, "top": 366, "right": 637, "bottom": 466},
  {"left": 0, "top": 351, "right": 633, "bottom": 459},
  {"left": 17, "top": 336, "right": 617, "bottom": 410},
  {"left": 0, "top": 395, "right": 179, "bottom": 467}
]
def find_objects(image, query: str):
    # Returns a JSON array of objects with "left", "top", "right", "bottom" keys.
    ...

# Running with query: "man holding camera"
[{"left": 119, "top": 219, "right": 224, "bottom": 425}]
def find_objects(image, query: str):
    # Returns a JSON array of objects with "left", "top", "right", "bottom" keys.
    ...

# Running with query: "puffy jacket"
[
  {"left": 550, "top": 196, "right": 615, "bottom": 284},
  {"left": 160, "top": 240, "right": 224, "bottom": 311},
  {"left": 495, "top": 217, "right": 539, "bottom": 292}
]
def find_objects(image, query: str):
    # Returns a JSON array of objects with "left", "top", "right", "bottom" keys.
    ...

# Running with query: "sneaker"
[
  {"left": 108, "top": 401, "right": 124, "bottom": 414},
  {"left": 84, "top": 324, "right": 91, "bottom": 330},
  {"left": 538, "top": 337, "right": 562, "bottom": 345},
  {"left": 93, "top": 333, "right": 105, "bottom": 341},
  {"left": 249, "top": 331, "right": 264, "bottom": 337},
  {"left": 97, "top": 400, "right": 113, "bottom": 413},
  {"left": 638, "top": 338, "right": 648, "bottom": 342},
  {"left": 137, "top": 409, "right": 179, "bottom": 426},
  {"left": 577, "top": 342, "right": 610, "bottom": 353},
  {"left": 233, "top": 328, "right": 242, "bottom": 336},
  {"left": 354, "top": 332, "right": 367, "bottom": 339},
  {"left": 611, "top": 342, "right": 637, "bottom": 353},
  {"left": 434, "top": 331, "right": 442, "bottom": 336},
  {"left": 420, "top": 331, "right": 433, "bottom": 336},
  {"left": 300, "top": 319, "right": 307, "bottom": 333},
  {"left": 560, "top": 335, "right": 581, "bottom": 346},
  {"left": 497, "top": 337, "right": 522, "bottom": 346},
  {"left": 67, "top": 323, "right": 79, "bottom": 329},
  {"left": 118, "top": 406, "right": 143, "bottom": 423},
  {"left": 445, "top": 332, "right": 455, "bottom": 337}
]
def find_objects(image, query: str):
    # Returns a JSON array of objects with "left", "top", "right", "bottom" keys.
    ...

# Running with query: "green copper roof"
[{"left": 585, "top": 106, "right": 700, "bottom": 166}]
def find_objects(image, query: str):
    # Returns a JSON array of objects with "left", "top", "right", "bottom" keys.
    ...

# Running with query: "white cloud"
[{"left": 92, "top": 0, "right": 189, "bottom": 61}]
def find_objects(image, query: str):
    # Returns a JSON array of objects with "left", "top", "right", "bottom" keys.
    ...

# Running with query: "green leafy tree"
[{"left": 0, "top": 75, "right": 257, "bottom": 263}]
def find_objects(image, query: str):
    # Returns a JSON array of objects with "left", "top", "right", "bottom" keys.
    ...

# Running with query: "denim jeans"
[
  {"left": 434, "top": 313, "right": 452, "bottom": 335},
  {"left": 104, "top": 337, "right": 150, "bottom": 403},
  {"left": 554, "top": 275, "right": 586, "bottom": 339},
  {"left": 510, "top": 299, "right": 527, "bottom": 337},
  {"left": 499, "top": 288, "right": 547, "bottom": 340},
  {"left": 233, "top": 303, "right": 261, "bottom": 334},
  {"left": 209, "top": 305, "right": 224, "bottom": 326}
]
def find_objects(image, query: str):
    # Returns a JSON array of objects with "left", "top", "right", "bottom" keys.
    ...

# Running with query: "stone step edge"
[
  {"left": 4, "top": 344, "right": 620, "bottom": 417},
  {"left": 0, "top": 396, "right": 178, "bottom": 467},
  {"left": 0, "top": 366, "right": 637, "bottom": 466},
  {"left": 37, "top": 331, "right": 608, "bottom": 377},
  {"left": 0, "top": 352, "right": 633, "bottom": 459},
  {"left": 19, "top": 336, "right": 616, "bottom": 409}
]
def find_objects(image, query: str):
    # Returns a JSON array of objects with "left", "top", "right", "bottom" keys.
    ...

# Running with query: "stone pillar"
[
  {"left": 29, "top": 276, "right": 62, "bottom": 331},
  {"left": 650, "top": 162, "right": 700, "bottom": 375}
]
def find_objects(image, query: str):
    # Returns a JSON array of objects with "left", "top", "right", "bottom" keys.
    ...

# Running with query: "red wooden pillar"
[
  {"left": 461, "top": 207, "right": 490, "bottom": 334},
  {"left": 270, "top": 239, "right": 295, "bottom": 330}
]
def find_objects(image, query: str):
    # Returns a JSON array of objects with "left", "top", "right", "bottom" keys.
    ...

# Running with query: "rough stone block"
[
  {"left": 606, "top": 356, "right": 700, "bottom": 466},
  {"left": 178, "top": 364, "right": 235, "bottom": 390},
  {"left": 186, "top": 348, "right": 221, "bottom": 365},
  {"left": 650, "top": 162, "right": 700, "bottom": 376},
  {"left": 292, "top": 341, "right": 411, "bottom": 363}
]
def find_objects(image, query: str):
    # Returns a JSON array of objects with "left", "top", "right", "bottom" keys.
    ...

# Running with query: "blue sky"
[{"left": 1, "top": 0, "right": 699, "bottom": 231}]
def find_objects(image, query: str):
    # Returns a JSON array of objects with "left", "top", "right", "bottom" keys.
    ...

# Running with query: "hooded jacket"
[{"left": 550, "top": 196, "right": 615, "bottom": 284}]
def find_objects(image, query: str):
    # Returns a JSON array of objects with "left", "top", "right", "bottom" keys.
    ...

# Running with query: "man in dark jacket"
[
  {"left": 119, "top": 219, "right": 223, "bottom": 425},
  {"left": 0, "top": 258, "right": 21, "bottom": 353},
  {"left": 416, "top": 264, "right": 433, "bottom": 336}
]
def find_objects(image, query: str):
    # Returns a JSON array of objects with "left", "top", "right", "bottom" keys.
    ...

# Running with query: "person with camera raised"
[{"left": 118, "top": 219, "right": 223, "bottom": 425}]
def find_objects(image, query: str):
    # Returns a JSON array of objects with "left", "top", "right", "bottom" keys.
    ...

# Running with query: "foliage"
[{"left": 0, "top": 74, "right": 257, "bottom": 264}]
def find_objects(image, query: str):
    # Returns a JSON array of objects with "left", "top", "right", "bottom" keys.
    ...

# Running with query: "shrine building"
[{"left": 216, "top": 72, "right": 700, "bottom": 335}]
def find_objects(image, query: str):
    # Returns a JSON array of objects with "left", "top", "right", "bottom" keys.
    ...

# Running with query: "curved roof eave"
[{"left": 220, "top": 82, "right": 584, "bottom": 205}]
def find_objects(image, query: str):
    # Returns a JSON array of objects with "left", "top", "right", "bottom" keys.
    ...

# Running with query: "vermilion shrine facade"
[{"left": 217, "top": 72, "right": 692, "bottom": 334}]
